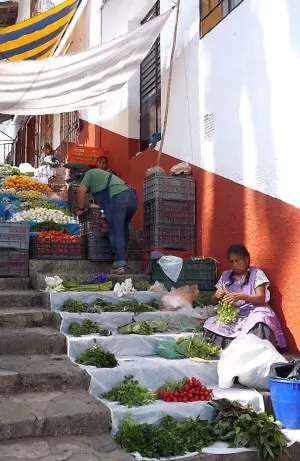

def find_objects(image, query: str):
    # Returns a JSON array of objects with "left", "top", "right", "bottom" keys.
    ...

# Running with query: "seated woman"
[{"left": 203, "top": 244, "right": 286, "bottom": 349}]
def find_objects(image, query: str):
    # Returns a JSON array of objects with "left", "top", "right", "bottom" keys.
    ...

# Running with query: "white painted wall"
[{"left": 68, "top": 0, "right": 300, "bottom": 209}]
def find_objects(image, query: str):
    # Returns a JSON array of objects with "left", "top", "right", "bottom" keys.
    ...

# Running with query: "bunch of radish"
[{"left": 157, "top": 377, "right": 213, "bottom": 403}]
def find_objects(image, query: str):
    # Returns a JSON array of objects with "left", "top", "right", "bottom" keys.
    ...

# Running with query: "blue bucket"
[{"left": 269, "top": 377, "right": 300, "bottom": 429}]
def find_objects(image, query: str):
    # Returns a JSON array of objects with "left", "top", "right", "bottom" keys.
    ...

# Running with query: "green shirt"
[{"left": 81, "top": 168, "right": 128, "bottom": 197}]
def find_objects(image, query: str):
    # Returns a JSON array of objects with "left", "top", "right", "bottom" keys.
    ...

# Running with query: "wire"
[{"left": 157, "top": 0, "right": 181, "bottom": 166}]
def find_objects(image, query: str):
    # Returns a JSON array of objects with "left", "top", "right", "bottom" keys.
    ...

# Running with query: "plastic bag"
[
  {"left": 270, "top": 360, "right": 300, "bottom": 380},
  {"left": 158, "top": 255, "right": 183, "bottom": 282},
  {"left": 154, "top": 339, "right": 184, "bottom": 359},
  {"left": 170, "top": 162, "right": 191, "bottom": 176},
  {"left": 148, "top": 281, "right": 167, "bottom": 293},
  {"left": 217, "top": 334, "right": 287, "bottom": 390},
  {"left": 160, "top": 285, "right": 199, "bottom": 313}
]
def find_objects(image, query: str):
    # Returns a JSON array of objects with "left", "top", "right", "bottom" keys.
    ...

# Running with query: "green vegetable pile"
[
  {"left": 115, "top": 415, "right": 215, "bottom": 458},
  {"left": 118, "top": 319, "right": 168, "bottom": 335},
  {"left": 211, "top": 399, "right": 288, "bottom": 461},
  {"left": 115, "top": 399, "right": 288, "bottom": 460},
  {"left": 193, "top": 294, "right": 212, "bottom": 307},
  {"left": 133, "top": 280, "right": 151, "bottom": 291},
  {"left": 62, "top": 298, "right": 158, "bottom": 313},
  {"left": 62, "top": 280, "right": 113, "bottom": 292},
  {"left": 22, "top": 199, "right": 70, "bottom": 214},
  {"left": 103, "top": 375, "right": 156, "bottom": 407},
  {"left": 176, "top": 335, "right": 221, "bottom": 360},
  {"left": 216, "top": 300, "right": 239, "bottom": 324},
  {"left": 75, "top": 340, "right": 118, "bottom": 368},
  {"left": 31, "top": 221, "right": 66, "bottom": 232},
  {"left": 68, "top": 319, "right": 110, "bottom": 337}
]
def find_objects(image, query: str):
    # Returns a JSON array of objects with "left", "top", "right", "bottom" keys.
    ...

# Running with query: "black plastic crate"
[
  {"left": 144, "top": 174, "right": 195, "bottom": 202},
  {"left": 85, "top": 234, "right": 113, "bottom": 262},
  {"left": 144, "top": 224, "right": 195, "bottom": 250},
  {"left": 68, "top": 181, "right": 92, "bottom": 216},
  {"left": 144, "top": 199, "right": 195, "bottom": 226},
  {"left": 0, "top": 222, "right": 30, "bottom": 250},
  {"left": 0, "top": 248, "right": 29, "bottom": 277},
  {"left": 30, "top": 236, "right": 86, "bottom": 260},
  {"left": 151, "top": 258, "right": 217, "bottom": 291},
  {"left": 79, "top": 208, "right": 109, "bottom": 236}
]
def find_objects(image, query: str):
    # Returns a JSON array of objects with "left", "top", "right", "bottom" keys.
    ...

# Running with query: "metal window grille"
[
  {"left": 60, "top": 111, "right": 80, "bottom": 160},
  {"left": 200, "top": 0, "right": 244, "bottom": 37},
  {"left": 140, "top": 1, "right": 161, "bottom": 152}
]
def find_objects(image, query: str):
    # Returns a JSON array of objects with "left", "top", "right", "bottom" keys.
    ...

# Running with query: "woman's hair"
[
  {"left": 226, "top": 244, "right": 251, "bottom": 287},
  {"left": 42, "top": 142, "right": 52, "bottom": 150},
  {"left": 96, "top": 155, "right": 108, "bottom": 163},
  {"left": 227, "top": 244, "right": 250, "bottom": 261}
]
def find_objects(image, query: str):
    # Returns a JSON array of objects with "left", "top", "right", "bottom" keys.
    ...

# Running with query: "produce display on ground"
[
  {"left": 103, "top": 375, "right": 157, "bottom": 407},
  {"left": 62, "top": 298, "right": 159, "bottom": 313},
  {"left": 75, "top": 339, "right": 118, "bottom": 368},
  {"left": 157, "top": 376, "right": 213, "bottom": 403},
  {"left": 68, "top": 319, "right": 111, "bottom": 337}
]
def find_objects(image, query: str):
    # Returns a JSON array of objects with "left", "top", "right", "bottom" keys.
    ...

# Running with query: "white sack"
[
  {"left": 217, "top": 334, "right": 287, "bottom": 390},
  {"left": 158, "top": 256, "right": 183, "bottom": 282},
  {"left": 0, "top": 11, "right": 171, "bottom": 115}
]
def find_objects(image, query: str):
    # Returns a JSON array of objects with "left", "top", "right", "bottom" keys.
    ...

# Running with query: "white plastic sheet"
[
  {"left": 50, "top": 291, "right": 161, "bottom": 312},
  {"left": 67, "top": 332, "right": 193, "bottom": 360},
  {"left": 97, "top": 385, "right": 264, "bottom": 434},
  {"left": 158, "top": 256, "right": 183, "bottom": 282}
]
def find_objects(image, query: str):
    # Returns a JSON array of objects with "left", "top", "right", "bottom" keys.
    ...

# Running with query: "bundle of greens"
[
  {"left": 115, "top": 415, "right": 215, "bottom": 458},
  {"left": 75, "top": 340, "right": 118, "bottom": 368},
  {"left": 118, "top": 319, "right": 168, "bottom": 335},
  {"left": 133, "top": 280, "right": 151, "bottom": 291},
  {"left": 68, "top": 319, "right": 110, "bottom": 337},
  {"left": 210, "top": 399, "right": 288, "bottom": 461},
  {"left": 103, "top": 376, "right": 156, "bottom": 407},
  {"left": 176, "top": 335, "right": 221, "bottom": 360},
  {"left": 87, "top": 298, "right": 158, "bottom": 313},
  {"left": 62, "top": 279, "right": 113, "bottom": 292},
  {"left": 216, "top": 300, "right": 239, "bottom": 324},
  {"left": 62, "top": 299, "right": 89, "bottom": 313}
]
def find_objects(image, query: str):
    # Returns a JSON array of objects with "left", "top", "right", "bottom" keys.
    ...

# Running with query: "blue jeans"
[{"left": 94, "top": 189, "right": 138, "bottom": 268}]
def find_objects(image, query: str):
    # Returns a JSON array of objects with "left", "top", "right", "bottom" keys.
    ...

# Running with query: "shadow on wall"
[{"left": 198, "top": 2, "right": 300, "bottom": 351}]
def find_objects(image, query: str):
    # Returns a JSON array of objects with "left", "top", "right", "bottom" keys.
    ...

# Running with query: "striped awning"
[{"left": 0, "top": 0, "right": 81, "bottom": 61}]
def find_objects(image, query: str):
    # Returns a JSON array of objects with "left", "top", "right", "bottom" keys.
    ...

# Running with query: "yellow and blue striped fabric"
[{"left": 0, "top": 0, "right": 80, "bottom": 61}]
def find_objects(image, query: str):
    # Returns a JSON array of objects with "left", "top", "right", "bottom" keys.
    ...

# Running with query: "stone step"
[
  {"left": 0, "top": 327, "right": 66, "bottom": 355},
  {"left": 0, "top": 278, "right": 31, "bottom": 290},
  {"left": 0, "top": 354, "right": 89, "bottom": 394},
  {"left": 0, "top": 390, "right": 110, "bottom": 440},
  {"left": 37, "top": 272, "right": 150, "bottom": 291},
  {"left": 0, "top": 433, "right": 132, "bottom": 461},
  {"left": 0, "top": 291, "right": 43, "bottom": 307},
  {"left": 0, "top": 308, "right": 56, "bottom": 328}
]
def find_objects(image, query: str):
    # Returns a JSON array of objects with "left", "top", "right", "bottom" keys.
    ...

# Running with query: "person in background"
[
  {"left": 77, "top": 168, "right": 138, "bottom": 274},
  {"left": 204, "top": 244, "right": 286, "bottom": 349},
  {"left": 41, "top": 143, "right": 60, "bottom": 166},
  {"left": 96, "top": 155, "right": 117, "bottom": 176}
]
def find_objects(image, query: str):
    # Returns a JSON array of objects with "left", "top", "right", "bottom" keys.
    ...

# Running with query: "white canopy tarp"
[{"left": 0, "top": 10, "right": 171, "bottom": 115}]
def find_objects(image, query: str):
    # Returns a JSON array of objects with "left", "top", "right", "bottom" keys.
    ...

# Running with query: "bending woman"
[{"left": 204, "top": 244, "right": 286, "bottom": 349}]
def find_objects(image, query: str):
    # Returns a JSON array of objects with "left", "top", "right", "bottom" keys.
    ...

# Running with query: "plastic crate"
[
  {"left": 79, "top": 208, "right": 109, "bottom": 236},
  {"left": 0, "top": 248, "right": 29, "bottom": 277},
  {"left": 143, "top": 174, "right": 195, "bottom": 202},
  {"left": 144, "top": 248, "right": 195, "bottom": 271},
  {"left": 144, "top": 199, "right": 195, "bottom": 226},
  {"left": 67, "top": 181, "right": 92, "bottom": 216},
  {"left": 0, "top": 223, "right": 30, "bottom": 250},
  {"left": 151, "top": 258, "right": 217, "bottom": 290},
  {"left": 85, "top": 234, "right": 113, "bottom": 262},
  {"left": 144, "top": 224, "right": 195, "bottom": 250},
  {"left": 30, "top": 236, "right": 86, "bottom": 260}
]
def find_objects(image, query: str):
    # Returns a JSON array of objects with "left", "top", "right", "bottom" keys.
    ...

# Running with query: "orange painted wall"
[{"left": 79, "top": 120, "right": 300, "bottom": 352}]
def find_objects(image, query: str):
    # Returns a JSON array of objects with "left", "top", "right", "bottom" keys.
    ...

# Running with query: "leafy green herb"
[
  {"left": 31, "top": 221, "right": 66, "bottom": 232},
  {"left": 176, "top": 335, "right": 220, "bottom": 360},
  {"left": 75, "top": 339, "right": 118, "bottom": 368},
  {"left": 62, "top": 299, "right": 89, "bottom": 313},
  {"left": 103, "top": 375, "right": 156, "bottom": 407},
  {"left": 68, "top": 319, "right": 110, "bottom": 337},
  {"left": 216, "top": 300, "right": 239, "bottom": 324},
  {"left": 133, "top": 280, "right": 151, "bottom": 291},
  {"left": 193, "top": 294, "right": 212, "bottom": 307},
  {"left": 118, "top": 319, "right": 168, "bottom": 335},
  {"left": 210, "top": 399, "right": 288, "bottom": 461},
  {"left": 115, "top": 415, "right": 215, "bottom": 458}
]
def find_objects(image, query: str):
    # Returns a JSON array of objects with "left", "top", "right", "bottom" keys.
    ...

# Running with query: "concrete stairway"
[{"left": 0, "top": 277, "right": 132, "bottom": 461}]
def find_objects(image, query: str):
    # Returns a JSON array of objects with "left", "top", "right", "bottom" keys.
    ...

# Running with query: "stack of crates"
[
  {"left": 79, "top": 208, "right": 112, "bottom": 261},
  {"left": 143, "top": 173, "right": 195, "bottom": 251},
  {"left": 0, "top": 223, "right": 30, "bottom": 277}
]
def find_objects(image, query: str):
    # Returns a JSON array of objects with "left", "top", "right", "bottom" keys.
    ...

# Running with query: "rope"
[{"left": 157, "top": 0, "right": 181, "bottom": 166}]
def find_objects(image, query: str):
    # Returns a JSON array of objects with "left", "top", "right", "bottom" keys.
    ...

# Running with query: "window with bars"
[
  {"left": 59, "top": 111, "right": 80, "bottom": 160},
  {"left": 140, "top": 1, "right": 161, "bottom": 152},
  {"left": 200, "top": 0, "right": 244, "bottom": 37}
]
